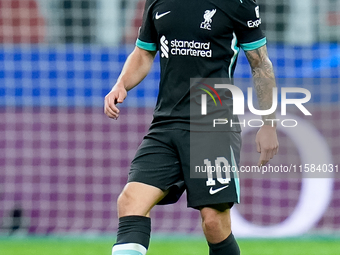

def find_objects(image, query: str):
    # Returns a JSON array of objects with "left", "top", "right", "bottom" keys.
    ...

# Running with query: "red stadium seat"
[
  {"left": 123, "top": 0, "right": 144, "bottom": 44},
  {"left": 328, "top": 11, "right": 340, "bottom": 26},
  {"left": 0, "top": 0, "right": 46, "bottom": 43}
]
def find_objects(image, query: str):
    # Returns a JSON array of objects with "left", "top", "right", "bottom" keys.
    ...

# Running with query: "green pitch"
[{"left": 1, "top": 236, "right": 340, "bottom": 255}]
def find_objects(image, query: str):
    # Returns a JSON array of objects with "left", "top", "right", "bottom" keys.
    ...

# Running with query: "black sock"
[
  {"left": 208, "top": 233, "right": 240, "bottom": 255},
  {"left": 112, "top": 216, "right": 151, "bottom": 255}
]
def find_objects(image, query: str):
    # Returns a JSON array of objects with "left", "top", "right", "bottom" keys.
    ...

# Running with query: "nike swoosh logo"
[
  {"left": 209, "top": 186, "right": 228, "bottom": 195},
  {"left": 155, "top": 11, "right": 171, "bottom": 20}
]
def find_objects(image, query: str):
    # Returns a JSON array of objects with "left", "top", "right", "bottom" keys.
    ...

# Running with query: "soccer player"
[{"left": 104, "top": 0, "right": 279, "bottom": 254}]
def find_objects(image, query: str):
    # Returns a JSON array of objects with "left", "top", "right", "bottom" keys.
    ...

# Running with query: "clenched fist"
[{"left": 104, "top": 84, "right": 127, "bottom": 120}]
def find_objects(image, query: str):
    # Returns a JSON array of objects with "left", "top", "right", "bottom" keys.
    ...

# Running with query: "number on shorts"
[{"left": 204, "top": 157, "right": 231, "bottom": 186}]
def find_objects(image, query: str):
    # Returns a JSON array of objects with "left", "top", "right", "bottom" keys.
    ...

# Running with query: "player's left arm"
[{"left": 245, "top": 45, "right": 279, "bottom": 166}]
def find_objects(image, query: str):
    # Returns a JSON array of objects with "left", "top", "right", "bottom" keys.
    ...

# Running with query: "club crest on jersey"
[{"left": 200, "top": 9, "right": 216, "bottom": 30}]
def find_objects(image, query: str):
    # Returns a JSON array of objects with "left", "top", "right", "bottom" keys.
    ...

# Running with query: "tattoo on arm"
[{"left": 245, "top": 45, "right": 277, "bottom": 125}]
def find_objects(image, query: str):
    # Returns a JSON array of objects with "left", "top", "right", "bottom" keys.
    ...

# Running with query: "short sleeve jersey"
[{"left": 136, "top": 0, "right": 266, "bottom": 131}]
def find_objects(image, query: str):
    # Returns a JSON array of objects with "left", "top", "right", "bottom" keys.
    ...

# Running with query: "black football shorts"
[{"left": 128, "top": 127, "right": 241, "bottom": 209}]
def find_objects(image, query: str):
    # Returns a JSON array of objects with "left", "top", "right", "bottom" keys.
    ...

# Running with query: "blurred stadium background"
[{"left": 0, "top": 0, "right": 340, "bottom": 251}]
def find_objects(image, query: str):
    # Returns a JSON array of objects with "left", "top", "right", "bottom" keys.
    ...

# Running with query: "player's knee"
[
  {"left": 117, "top": 189, "right": 138, "bottom": 216},
  {"left": 117, "top": 182, "right": 167, "bottom": 217},
  {"left": 117, "top": 185, "right": 155, "bottom": 217},
  {"left": 200, "top": 207, "right": 231, "bottom": 233},
  {"left": 202, "top": 216, "right": 222, "bottom": 233}
]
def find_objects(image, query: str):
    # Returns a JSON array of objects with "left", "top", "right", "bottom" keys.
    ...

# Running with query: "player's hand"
[
  {"left": 255, "top": 125, "right": 279, "bottom": 167},
  {"left": 104, "top": 83, "right": 127, "bottom": 119}
]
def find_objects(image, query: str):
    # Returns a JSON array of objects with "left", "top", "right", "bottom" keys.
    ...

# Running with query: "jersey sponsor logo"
[
  {"left": 209, "top": 185, "right": 229, "bottom": 195},
  {"left": 160, "top": 36, "right": 212, "bottom": 58},
  {"left": 200, "top": 9, "right": 216, "bottom": 30},
  {"left": 247, "top": 6, "right": 261, "bottom": 28},
  {"left": 160, "top": 35, "right": 169, "bottom": 58},
  {"left": 155, "top": 11, "right": 171, "bottom": 20},
  {"left": 247, "top": 18, "right": 261, "bottom": 28}
]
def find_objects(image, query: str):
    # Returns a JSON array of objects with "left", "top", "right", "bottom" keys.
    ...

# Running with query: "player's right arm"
[
  {"left": 229, "top": 0, "right": 279, "bottom": 166},
  {"left": 104, "top": 47, "right": 156, "bottom": 119}
]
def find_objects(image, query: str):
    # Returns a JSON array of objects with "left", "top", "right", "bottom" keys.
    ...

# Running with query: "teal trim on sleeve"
[
  {"left": 240, "top": 37, "right": 267, "bottom": 51},
  {"left": 136, "top": 39, "right": 157, "bottom": 51}
]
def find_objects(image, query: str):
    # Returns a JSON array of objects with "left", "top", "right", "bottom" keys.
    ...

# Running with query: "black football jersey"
[{"left": 136, "top": 0, "right": 266, "bottom": 131}]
